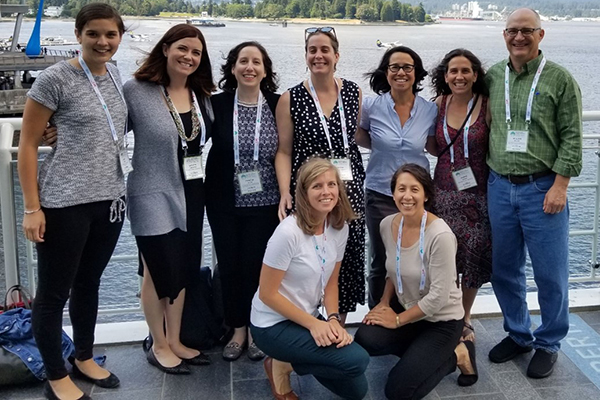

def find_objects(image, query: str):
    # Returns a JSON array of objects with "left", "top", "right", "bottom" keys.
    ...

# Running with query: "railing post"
[{"left": 0, "top": 122, "right": 20, "bottom": 292}]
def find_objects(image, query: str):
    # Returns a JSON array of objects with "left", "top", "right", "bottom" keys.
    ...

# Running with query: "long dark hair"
[
  {"left": 430, "top": 48, "right": 488, "bottom": 98},
  {"left": 134, "top": 24, "right": 215, "bottom": 97},
  {"left": 365, "top": 46, "right": 427, "bottom": 95},
  {"left": 218, "top": 41, "right": 278, "bottom": 93}
]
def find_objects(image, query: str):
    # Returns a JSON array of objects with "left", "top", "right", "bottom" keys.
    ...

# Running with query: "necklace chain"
[{"left": 164, "top": 88, "right": 200, "bottom": 142}]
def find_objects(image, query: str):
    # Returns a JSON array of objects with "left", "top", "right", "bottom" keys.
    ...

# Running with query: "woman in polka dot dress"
[{"left": 275, "top": 27, "right": 366, "bottom": 321}]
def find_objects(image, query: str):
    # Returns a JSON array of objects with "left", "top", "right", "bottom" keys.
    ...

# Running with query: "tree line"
[{"left": 30, "top": 0, "right": 429, "bottom": 22}]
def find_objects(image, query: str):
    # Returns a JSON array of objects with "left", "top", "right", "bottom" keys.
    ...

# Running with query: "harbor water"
[{"left": 1, "top": 19, "right": 600, "bottom": 321}]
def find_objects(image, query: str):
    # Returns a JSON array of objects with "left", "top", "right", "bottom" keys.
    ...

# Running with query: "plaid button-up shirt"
[{"left": 486, "top": 52, "right": 583, "bottom": 177}]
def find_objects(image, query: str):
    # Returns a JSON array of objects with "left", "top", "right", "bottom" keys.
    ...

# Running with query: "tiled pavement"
[{"left": 2, "top": 312, "right": 600, "bottom": 400}]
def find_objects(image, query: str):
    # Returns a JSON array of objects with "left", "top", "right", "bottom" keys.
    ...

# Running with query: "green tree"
[
  {"left": 380, "top": 1, "right": 394, "bottom": 21},
  {"left": 345, "top": 0, "right": 356, "bottom": 19},
  {"left": 331, "top": 0, "right": 346, "bottom": 18},
  {"left": 285, "top": 0, "right": 301, "bottom": 17},
  {"left": 355, "top": 4, "right": 378, "bottom": 21},
  {"left": 413, "top": 2, "right": 425, "bottom": 22}
]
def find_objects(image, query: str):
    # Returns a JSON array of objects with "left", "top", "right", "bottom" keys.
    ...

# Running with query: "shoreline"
[{"left": 1, "top": 16, "right": 432, "bottom": 27}]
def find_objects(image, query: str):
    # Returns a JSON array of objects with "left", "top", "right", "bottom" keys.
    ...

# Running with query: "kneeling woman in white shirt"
[{"left": 251, "top": 158, "right": 370, "bottom": 400}]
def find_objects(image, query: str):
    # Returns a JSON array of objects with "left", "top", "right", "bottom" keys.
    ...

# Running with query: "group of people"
[{"left": 16, "top": 3, "right": 582, "bottom": 400}]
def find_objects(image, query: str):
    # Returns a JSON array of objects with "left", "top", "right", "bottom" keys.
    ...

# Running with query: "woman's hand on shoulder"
[
  {"left": 23, "top": 210, "right": 46, "bottom": 243},
  {"left": 278, "top": 192, "right": 292, "bottom": 221},
  {"left": 362, "top": 305, "right": 398, "bottom": 329},
  {"left": 309, "top": 319, "right": 341, "bottom": 347}
]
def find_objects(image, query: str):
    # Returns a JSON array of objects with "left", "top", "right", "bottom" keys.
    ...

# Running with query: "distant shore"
[{"left": 1, "top": 16, "right": 432, "bottom": 27}]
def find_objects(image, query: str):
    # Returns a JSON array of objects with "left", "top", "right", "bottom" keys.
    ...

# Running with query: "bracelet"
[
  {"left": 395, "top": 314, "right": 401, "bottom": 328},
  {"left": 327, "top": 312, "right": 341, "bottom": 322},
  {"left": 24, "top": 207, "right": 41, "bottom": 215}
]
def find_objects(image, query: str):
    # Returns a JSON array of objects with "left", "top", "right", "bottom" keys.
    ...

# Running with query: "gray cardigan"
[{"left": 123, "top": 79, "right": 213, "bottom": 236}]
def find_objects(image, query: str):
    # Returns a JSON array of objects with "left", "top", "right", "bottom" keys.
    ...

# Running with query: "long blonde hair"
[{"left": 295, "top": 158, "right": 355, "bottom": 235}]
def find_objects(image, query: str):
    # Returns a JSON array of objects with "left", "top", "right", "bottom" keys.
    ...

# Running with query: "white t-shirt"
[{"left": 250, "top": 215, "right": 349, "bottom": 328}]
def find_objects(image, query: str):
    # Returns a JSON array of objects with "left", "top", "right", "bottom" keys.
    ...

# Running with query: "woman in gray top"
[
  {"left": 355, "top": 164, "right": 478, "bottom": 400},
  {"left": 18, "top": 4, "right": 127, "bottom": 399},
  {"left": 124, "top": 24, "right": 214, "bottom": 375}
]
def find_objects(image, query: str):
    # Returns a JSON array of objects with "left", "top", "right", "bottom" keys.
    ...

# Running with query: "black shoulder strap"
[{"left": 437, "top": 93, "right": 480, "bottom": 159}]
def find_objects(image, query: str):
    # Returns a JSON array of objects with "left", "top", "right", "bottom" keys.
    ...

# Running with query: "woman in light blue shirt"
[{"left": 355, "top": 46, "right": 437, "bottom": 309}]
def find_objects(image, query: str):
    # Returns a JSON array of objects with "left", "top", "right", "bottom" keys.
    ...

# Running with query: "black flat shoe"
[
  {"left": 43, "top": 381, "right": 91, "bottom": 400},
  {"left": 457, "top": 340, "right": 479, "bottom": 387},
  {"left": 70, "top": 360, "right": 120, "bottom": 388},
  {"left": 146, "top": 347, "right": 190, "bottom": 375},
  {"left": 182, "top": 352, "right": 211, "bottom": 366}
]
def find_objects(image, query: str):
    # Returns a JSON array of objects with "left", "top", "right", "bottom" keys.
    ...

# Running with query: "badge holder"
[
  {"left": 237, "top": 165, "right": 263, "bottom": 195},
  {"left": 451, "top": 162, "right": 478, "bottom": 191},
  {"left": 506, "top": 124, "right": 529, "bottom": 153},
  {"left": 119, "top": 146, "right": 133, "bottom": 175},
  {"left": 331, "top": 156, "right": 353, "bottom": 181},
  {"left": 183, "top": 150, "right": 204, "bottom": 180}
]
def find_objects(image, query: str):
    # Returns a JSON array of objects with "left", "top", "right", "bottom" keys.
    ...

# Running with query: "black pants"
[
  {"left": 355, "top": 317, "right": 462, "bottom": 400},
  {"left": 365, "top": 189, "right": 398, "bottom": 308},
  {"left": 32, "top": 200, "right": 124, "bottom": 380},
  {"left": 207, "top": 205, "right": 279, "bottom": 328}
]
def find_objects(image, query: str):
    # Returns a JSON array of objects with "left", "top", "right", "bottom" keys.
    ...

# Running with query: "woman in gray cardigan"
[{"left": 124, "top": 24, "right": 215, "bottom": 374}]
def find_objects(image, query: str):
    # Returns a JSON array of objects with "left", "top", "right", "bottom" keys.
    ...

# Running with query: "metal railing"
[{"left": 2, "top": 112, "right": 600, "bottom": 315}]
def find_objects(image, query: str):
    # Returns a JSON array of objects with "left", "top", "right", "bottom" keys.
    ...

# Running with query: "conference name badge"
[
  {"left": 119, "top": 148, "right": 133, "bottom": 175},
  {"left": 331, "top": 158, "right": 353, "bottom": 181},
  {"left": 506, "top": 130, "right": 529, "bottom": 153},
  {"left": 238, "top": 170, "right": 263, "bottom": 195},
  {"left": 183, "top": 155, "right": 204, "bottom": 180},
  {"left": 452, "top": 166, "right": 478, "bottom": 191}
]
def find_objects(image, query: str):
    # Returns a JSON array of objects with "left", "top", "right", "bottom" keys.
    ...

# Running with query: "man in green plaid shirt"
[{"left": 485, "top": 8, "right": 583, "bottom": 379}]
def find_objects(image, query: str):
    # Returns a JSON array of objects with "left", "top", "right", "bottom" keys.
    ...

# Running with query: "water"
[{"left": 1, "top": 19, "right": 600, "bottom": 318}]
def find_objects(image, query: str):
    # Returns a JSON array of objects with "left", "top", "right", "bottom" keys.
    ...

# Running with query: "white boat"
[{"left": 376, "top": 39, "right": 402, "bottom": 49}]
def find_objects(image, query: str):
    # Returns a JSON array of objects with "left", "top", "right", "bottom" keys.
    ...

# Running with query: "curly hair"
[
  {"left": 430, "top": 48, "right": 489, "bottom": 98},
  {"left": 133, "top": 24, "right": 215, "bottom": 97},
  {"left": 218, "top": 41, "right": 278, "bottom": 93},
  {"left": 365, "top": 46, "right": 427, "bottom": 95}
]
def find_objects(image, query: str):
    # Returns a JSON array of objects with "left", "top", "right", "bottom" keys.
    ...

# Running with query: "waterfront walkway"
[{"left": 1, "top": 312, "right": 600, "bottom": 400}]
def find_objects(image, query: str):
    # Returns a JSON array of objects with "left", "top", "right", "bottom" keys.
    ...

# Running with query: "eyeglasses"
[
  {"left": 388, "top": 64, "right": 414, "bottom": 74},
  {"left": 305, "top": 27, "right": 337, "bottom": 41},
  {"left": 504, "top": 27, "right": 541, "bottom": 37}
]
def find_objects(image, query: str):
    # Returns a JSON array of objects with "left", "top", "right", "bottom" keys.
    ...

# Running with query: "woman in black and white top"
[
  {"left": 205, "top": 41, "right": 280, "bottom": 362},
  {"left": 18, "top": 4, "right": 126, "bottom": 399}
]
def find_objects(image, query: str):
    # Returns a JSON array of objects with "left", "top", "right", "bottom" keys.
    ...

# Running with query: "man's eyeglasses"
[
  {"left": 388, "top": 64, "right": 414, "bottom": 74},
  {"left": 305, "top": 26, "right": 337, "bottom": 41},
  {"left": 504, "top": 27, "right": 541, "bottom": 37}
]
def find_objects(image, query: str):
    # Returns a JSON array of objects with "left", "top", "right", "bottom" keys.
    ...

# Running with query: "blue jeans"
[
  {"left": 251, "top": 320, "right": 370, "bottom": 400},
  {"left": 487, "top": 170, "right": 569, "bottom": 352}
]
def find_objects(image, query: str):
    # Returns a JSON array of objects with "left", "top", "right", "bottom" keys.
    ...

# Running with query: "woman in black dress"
[{"left": 275, "top": 27, "right": 366, "bottom": 322}]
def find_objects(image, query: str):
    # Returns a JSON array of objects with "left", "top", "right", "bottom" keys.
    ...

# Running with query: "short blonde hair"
[{"left": 295, "top": 158, "right": 355, "bottom": 235}]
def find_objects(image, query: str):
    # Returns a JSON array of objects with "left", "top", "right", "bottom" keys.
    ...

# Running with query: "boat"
[
  {"left": 186, "top": 12, "right": 226, "bottom": 28},
  {"left": 127, "top": 32, "right": 150, "bottom": 42},
  {"left": 376, "top": 39, "right": 402, "bottom": 49},
  {"left": 0, "top": 4, "right": 74, "bottom": 115}
]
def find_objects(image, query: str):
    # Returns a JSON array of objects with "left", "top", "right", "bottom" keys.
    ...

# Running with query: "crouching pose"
[
  {"left": 355, "top": 164, "right": 478, "bottom": 400},
  {"left": 251, "top": 158, "right": 370, "bottom": 400}
]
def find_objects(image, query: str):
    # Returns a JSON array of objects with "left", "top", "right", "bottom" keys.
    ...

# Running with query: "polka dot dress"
[{"left": 289, "top": 79, "right": 366, "bottom": 313}]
